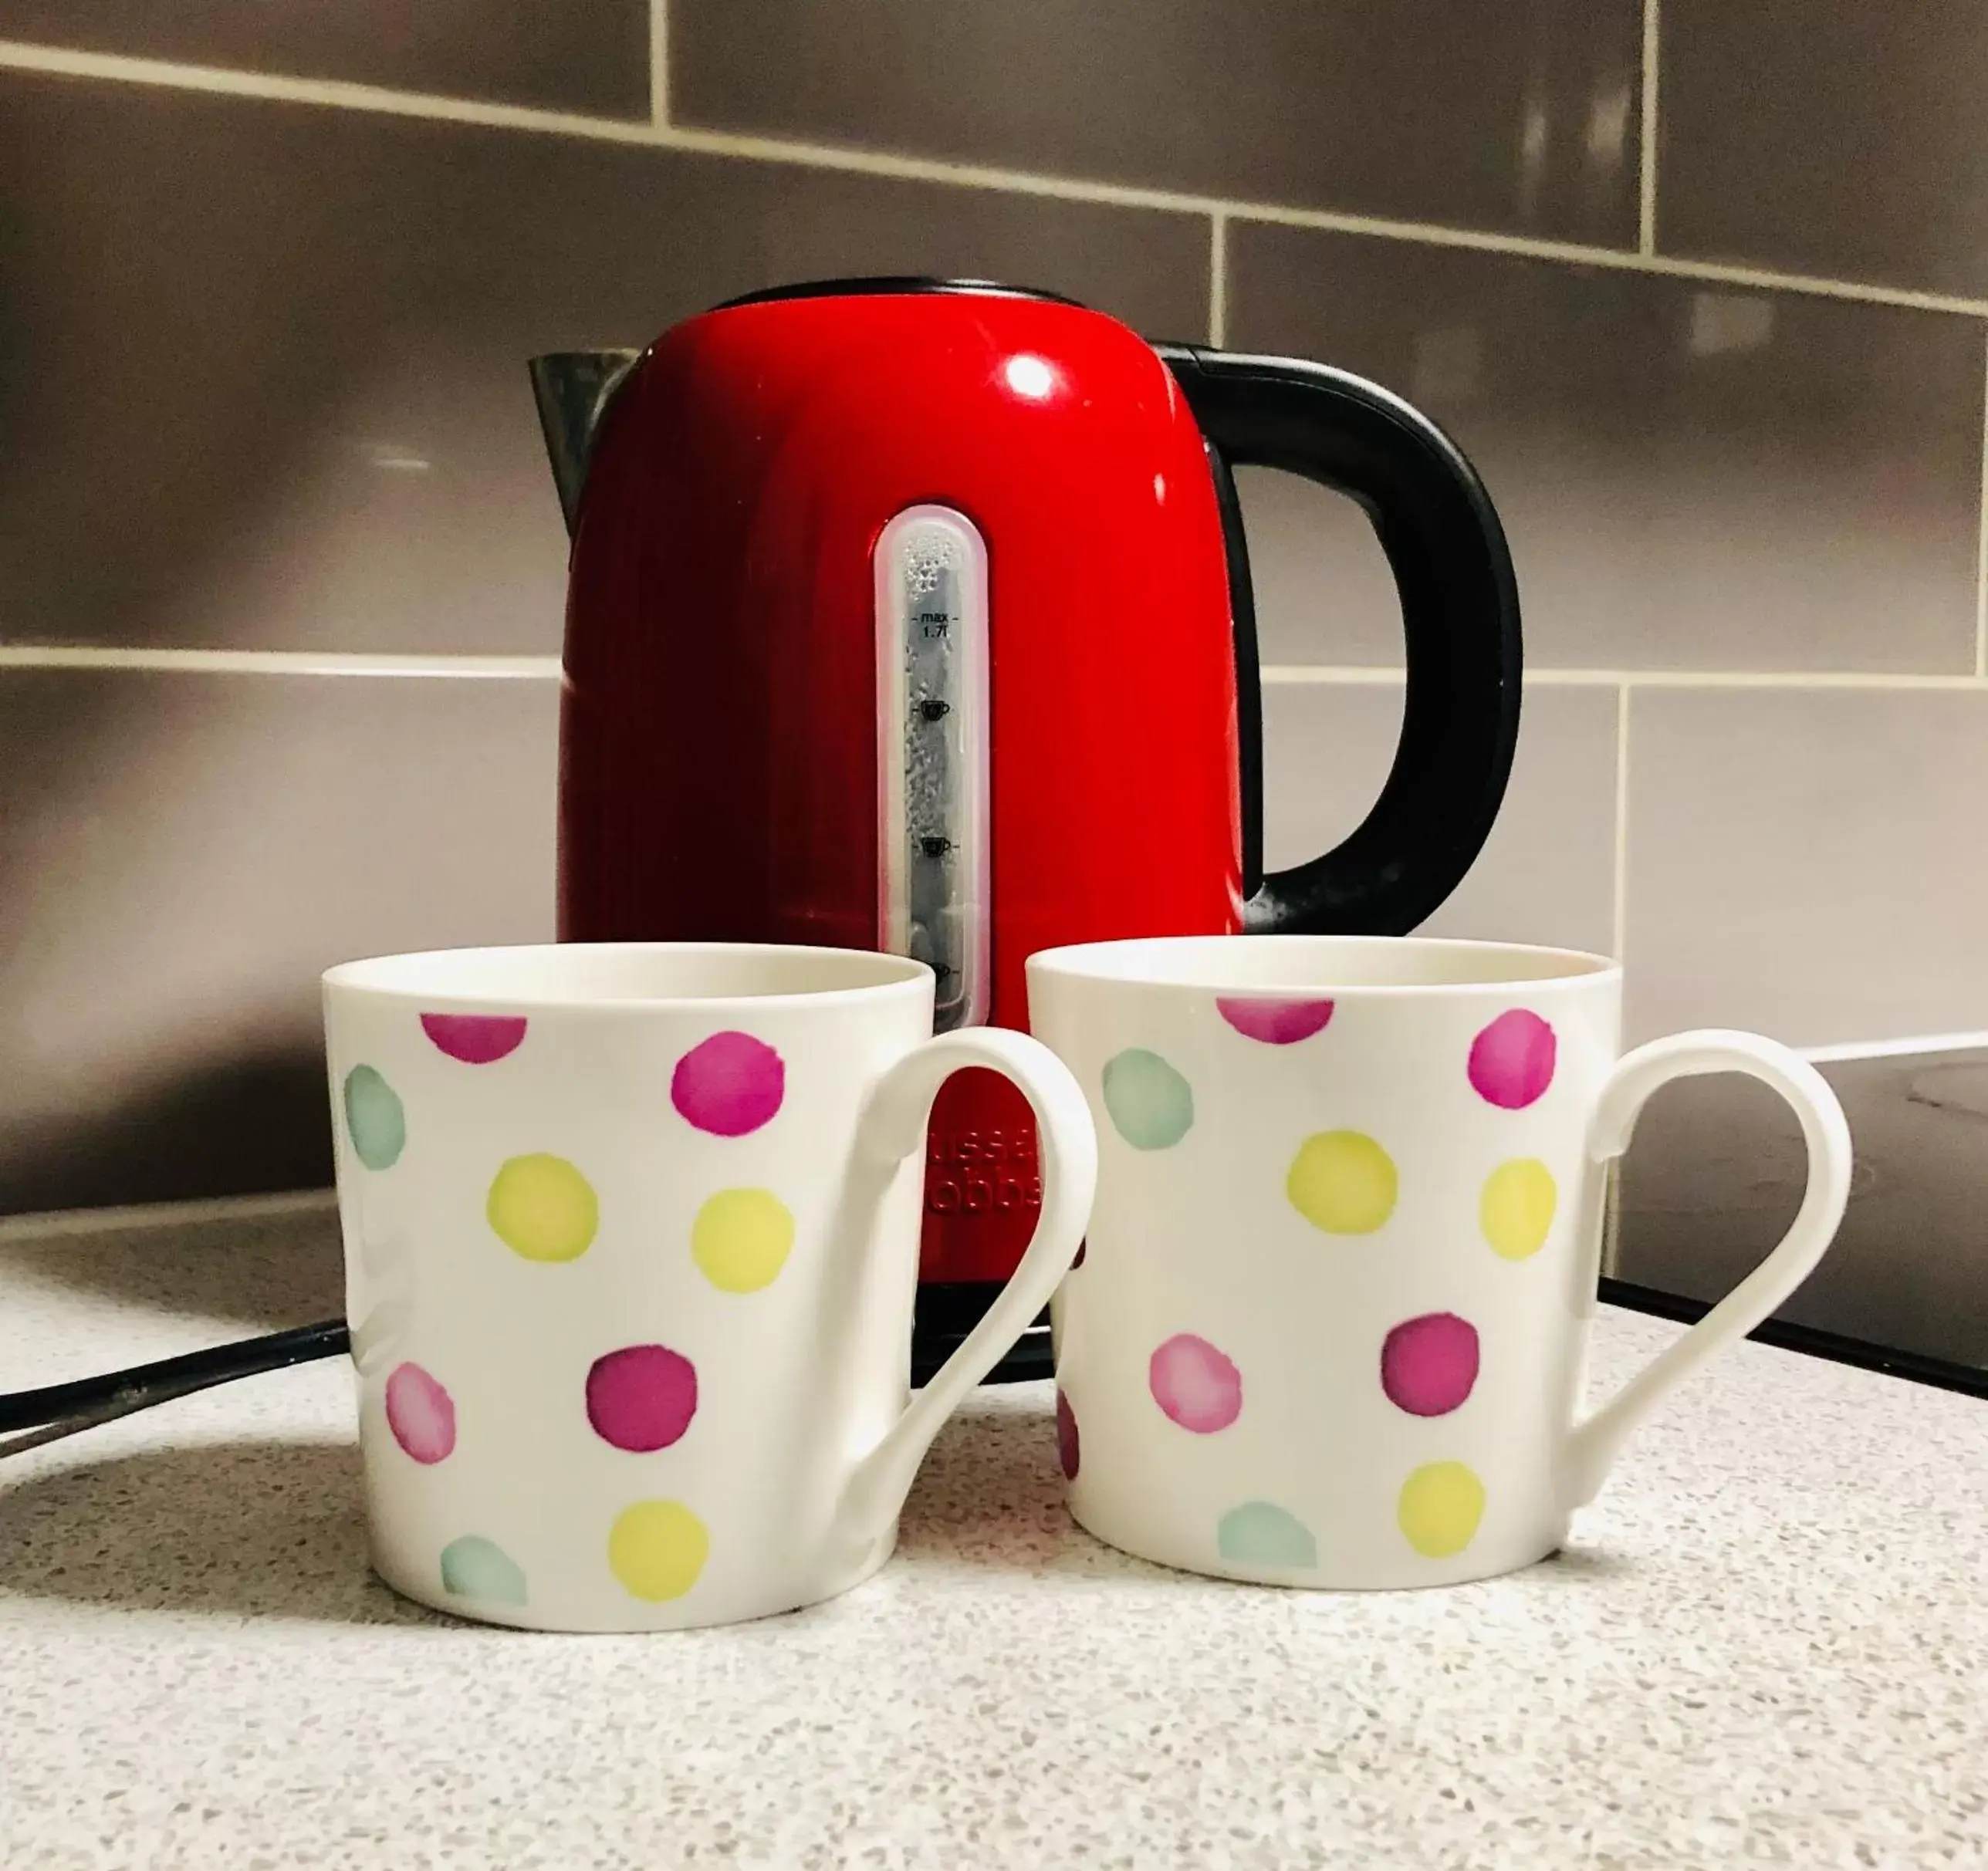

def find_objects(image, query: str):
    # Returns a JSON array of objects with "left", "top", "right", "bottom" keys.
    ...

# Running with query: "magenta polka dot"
[
  {"left": 1149, "top": 1332, "right": 1242, "bottom": 1434},
  {"left": 1216, "top": 997, "right": 1335, "bottom": 1045},
  {"left": 420, "top": 1012, "right": 527, "bottom": 1063},
  {"left": 1379, "top": 1312, "right": 1480, "bottom": 1417},
  {"left": 384, "top": 1362, "right": 456, "bottom": 1464},
  {"left": 671, "top": 1031, "right": 785, "bottom": 1136},
  {"left": 1468, "top": 1009, "right": 1557, "bottom": 1109},
  {"left": 1056, "top": 1390, "right": 1080, "bottom": 1480},
  {"left": 585, "top": 1344, "right": 698, "bottom": 1453}
]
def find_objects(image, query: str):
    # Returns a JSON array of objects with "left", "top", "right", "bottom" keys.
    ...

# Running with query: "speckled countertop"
[{"left": 2, "top": 1204, "right": 1985, "bottom": 1869}]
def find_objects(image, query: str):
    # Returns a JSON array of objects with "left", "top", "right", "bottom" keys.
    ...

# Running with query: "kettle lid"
[{"left": 713, "top": 275, "right": 1086, "bottom": 312}]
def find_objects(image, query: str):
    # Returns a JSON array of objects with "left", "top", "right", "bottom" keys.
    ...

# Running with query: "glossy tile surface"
[
  {"left": 1263, "top": 679, "right": 1617, "bottom": 954},
  {"left": 671, "top": 0, "right": 1643, "bottom": 245},
  {"left": 0, "top": 0, "right": 651, "bottom": 116},
  {"left": 1661, "top": 1, "right": 1988, "bottom": 297},
  {"left": 1239, "top": 466, "right": 1401, "bottom": 669},
  {"left": 0, "top": 73, "right": 1206, "bottom": 653},
  {"left": 1623, "top": 688, "right": 1988, "bottom": 1046},
  {"left": 1229, "top": 226, "right": 1984, "bottom": 673},
  {"left": 0, "top": 670, "right": 557, "bottom": 1213},
  {"left": 1616, "top": 1045, "right": 1988, "bottom": 1371}
]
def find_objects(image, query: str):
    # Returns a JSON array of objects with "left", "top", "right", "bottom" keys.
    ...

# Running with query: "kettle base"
[{"left": 910, "top": 1282, "right": 1050, "bottom": 1388}]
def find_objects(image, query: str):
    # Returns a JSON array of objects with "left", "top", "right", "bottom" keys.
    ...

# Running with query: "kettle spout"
[{"left": 528, "top": 350, "right": 644, "bottom": 537}]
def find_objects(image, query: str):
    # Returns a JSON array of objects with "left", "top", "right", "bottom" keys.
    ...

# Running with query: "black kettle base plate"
[{"left": 910, "top": 1282, "right": 1052, "bottom": 1389}]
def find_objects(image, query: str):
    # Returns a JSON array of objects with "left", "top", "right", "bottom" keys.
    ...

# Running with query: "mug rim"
[
  {"left": 322, "top": 941, "right": 935, "bottom": 1011},
  {"left": 1026, "top": 934, "right": 1621, "bottom": 995}
]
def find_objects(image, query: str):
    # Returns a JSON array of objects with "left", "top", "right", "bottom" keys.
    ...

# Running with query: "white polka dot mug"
[
  {"left": 323, "top": 943, "right": 1096, "bottom": 1631},
  {"left": 1028, "top": 936, "right": 1852, "bottom": 1589}
]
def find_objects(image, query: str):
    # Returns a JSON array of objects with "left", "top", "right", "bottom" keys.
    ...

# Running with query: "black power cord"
[
  {"left": 0, "top": 1319, "right": 349, "bottom": 1453},
  {"left": 2, "top": 1279, "right": 1980, "bottom": 1459},
  {"left": 0, "top": 1309, "right": 1052, "bottom": 1455}
]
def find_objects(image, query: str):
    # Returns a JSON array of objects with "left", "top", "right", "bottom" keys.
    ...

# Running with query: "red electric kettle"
[{"left": 532, "top": 277, "right": 1521, "bottom": 1356}]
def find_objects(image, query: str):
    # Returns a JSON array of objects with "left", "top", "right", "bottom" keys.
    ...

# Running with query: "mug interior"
[
  {"left": 1027, "top": 934, "right": 1617, "bottom": 994},
  {"left": 323, "top": 941, "right": 931, "bottom": 1008}
]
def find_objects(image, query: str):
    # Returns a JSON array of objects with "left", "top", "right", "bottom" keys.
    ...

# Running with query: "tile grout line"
[
  {"left": 1601, "top": 679, "right": 1633, "bottom": 1280},
  {"left": 648, "top": 0, "right": 669, "bottom": 128},
  {"left": 1208, "top": 211, "right": 1228, "bottom": 346},
  {"left": 1804, "top": 1028, "right": 1988, "bottom": 1064},
  {"left": 2, "top": 37, "right": 1986, "bottom": 323},
  {"left": 1638, "top": 0, "right": 1660, "bottom": 257},
  {"left": 4, "top": 647, "right": 1984, "bottom": 691},
  {"left": 1611, "top": 682, "right": 1631, "bottom": 963},
  {"left": 1259, "top": 664, "right": 1988, "bottom": 691},
  {"left": 0, "top": 646, "right": 564, "bottom": 678},
  {"left": 1977, "top": 325, "right": 1988, "bottom": 678},
  {"left": 1601, "top": 1157, "right": 1623, "bottom": 1276}
]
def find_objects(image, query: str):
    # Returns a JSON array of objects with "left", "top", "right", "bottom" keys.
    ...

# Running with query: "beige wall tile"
[
  {"left": 0, "top": 670, "right": 558, "bottom": 1213},
  {"left": 1661, "top": 1, "right": 1988, "bottom": 297},
  {"left": 1238, "top": 467, "right": 1400, "bottom": 670},
  {"left": 0, "top": 73, "right": 1208, "bottom": 654},
  {"left": 0, "top": 0, "right": 651, "bottom": 116},
  {"left": 671, "top": 0, "right": 1642, "bottom": 245},
  {"left": 1623, "top": 687, "right": 1988, "bottom": 1045},
  {"left": 1263, "top": 679, "right": 1618, "bottom": 954},
  {"left": 1229, "top": 226, "right": 1984, "bottom": 674}
]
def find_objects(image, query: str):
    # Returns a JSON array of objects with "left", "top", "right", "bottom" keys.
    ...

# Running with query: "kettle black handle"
[{"left": 1158, "top": 345, "right": 1522, "bottom": 935}]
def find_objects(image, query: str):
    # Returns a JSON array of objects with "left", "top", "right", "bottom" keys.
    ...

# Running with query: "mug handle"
[
  {"left": 1562, "top": 1030, "right": 1853, "bottom": 1510},
  {"left": 832, "top": 1027, "right": 1097, "bottom": 1548}
]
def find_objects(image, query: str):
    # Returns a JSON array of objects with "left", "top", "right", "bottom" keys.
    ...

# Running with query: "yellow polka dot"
[
  {"left": 1397, "top": 1461, "right": 1486, "bottom": 1558},
  {"left": 607, "top": 1499, "right": 708, "bottom": 1602},
  {"left": 691, "top": 1187, "right": 795, "bottom": 1293},
  {"left": 486, "top": 1153, "right": 597, "bottom": 1262},
  {"left": 1286, "top": 1131, "right": 1397, "bottom": 1234},
  {"left": 1480, "top": 1157, "right": 1557, "bottom": 1261}
]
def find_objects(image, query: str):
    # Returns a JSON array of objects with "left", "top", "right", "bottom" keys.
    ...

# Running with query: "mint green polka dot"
[
  {"left": 343, "top": 1065, "right": 405, "bottom": 1170},
  {"left": 1217, "top": 1501, "right": 1317, "bottom": 1569},
  {"left": 439, "top": 1535, "right": 526, "bottom": 1606},
  {"left": 1100, "top": 1049, "right": 1194, "bottom": 1150}
]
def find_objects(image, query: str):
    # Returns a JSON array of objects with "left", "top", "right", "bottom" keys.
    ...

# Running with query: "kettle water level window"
[{"left": 875, "top": 505, "right": 991, "bottom": 1033}]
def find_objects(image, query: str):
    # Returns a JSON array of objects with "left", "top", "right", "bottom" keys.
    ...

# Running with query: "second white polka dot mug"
[
  {"left": 323, "top": 943, "right": 1096, "bottom": 1631},
  {"left": 1028, "top": 937, "right": 1852, "bottom": 1589}
]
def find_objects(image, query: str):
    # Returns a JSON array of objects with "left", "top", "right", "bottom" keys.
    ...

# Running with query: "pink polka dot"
[
  {"left": 420, "top": 1012, "right": 528, "bottom": 1064},
  {"left": 1056, "top": 1390, "right": 1080, "bottom": 1480},
  {"left": 1149, "top": 1333, "right": 1242, "bottom": 1434},
  {"left": 1468, "top": 1009, "right": 1557, "bottom": 1109},
  {"left": 585, "top": 1344, "right": 698, "bottom": 1453},
  {"left": 1216, "top": 996, "right": 1335, "bottom": 1045},
  {"left": 1380, "top": 1312, "right": 1480, "bottom": 1417},
  {"left": 384, "top": 1362, "right": 456, "bottom": 1464},
  {"left": 671, "top": 1032, "right": 785, "bottom": 1136}
]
